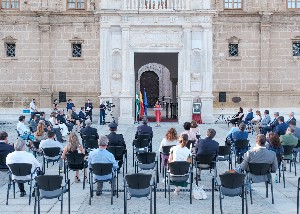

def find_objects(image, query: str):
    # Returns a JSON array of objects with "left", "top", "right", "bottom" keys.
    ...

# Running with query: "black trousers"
[{"left": 18, "top": 183, "right": 25, "bottom": 192}]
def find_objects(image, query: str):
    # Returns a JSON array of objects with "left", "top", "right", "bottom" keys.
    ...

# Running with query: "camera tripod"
[{"left": 215, "top": 105, "right": 227, "bottom": 124}]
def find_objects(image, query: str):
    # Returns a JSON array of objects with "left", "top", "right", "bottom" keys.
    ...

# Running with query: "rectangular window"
[
  {"left": 72, "top": 43, "right": 82, "bottom": 57},
  {"left": 229, "top": 43, "right": 239, "bottom": 57},
  {"left": 224, "top": 0, "right": 242, "bottom": 9},
  {"left": 6, "top": 43, "right": 16, "bottom": 57},
  {"left": 67, "top": 0, "right": 85, "bottom": 9},
  {"left": 293, "top": 42, "right": 300, "bottom": 56},
  {"left": 1, "top": 0, "right": 19, "bottom": 9},
  {"left": 287, "top": 0, "right": 300, "bottom": 9}
]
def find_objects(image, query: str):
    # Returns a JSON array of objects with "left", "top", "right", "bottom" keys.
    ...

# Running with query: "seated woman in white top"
[
  {"left": 181, "top": 122, "right": 197, "bottom": 142},
  {"left": 168, "top": 133, "right": 192, "bottom": 195},
  {"left": 159, "top": 128, "right": 179, "bottom": 152}
]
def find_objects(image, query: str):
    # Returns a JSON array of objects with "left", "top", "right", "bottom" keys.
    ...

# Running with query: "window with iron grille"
[
  {"left": 72, "top": 43, "right": 82, "bottom": 57},
  {"left": 6, "top": 43, "right": 16, "bottom": 57},
  {"left": 224, "top": 0, "right": 242, "bottom": 9},
  {"left": 287, "top": 0, "right": 300, "bottom": 9},
  {"left": 229, "top": 43, "right": 239, "bottom": 57},
  {"left": 67, "top": 0, "right": 85, "bottom": 9},
  {"left": 293, "top": 42, "right": 300, "bottom": 56},
  {"left": 1, "top": 0, "right": 19, "bottom": 9}
]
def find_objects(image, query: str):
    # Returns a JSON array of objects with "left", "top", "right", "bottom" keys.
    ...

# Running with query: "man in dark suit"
[
  {"left": 80, "top": 119, "right": 99, "bottom": 139},
  {"left": 286, "top": 112, "right": 296, "bottom": 125},
  {"left": 79, "top": 107, "right": 87, "bottom": 120},
  {"left": 106, "top": 123, "right": 126, "bottom": 170},
  {"left": 85, "top": 99, "right": 93, "bottom": 122},
  {"left": 135, "top": 117, "right": 153, "bottom": 139},
  {"left": 0, "top": 131, "right": 14, "bottom": 168},
  {"left": 275, "top": 116, "right": 288, "bottom": 136},
  {"left": 244, "top": 108, "right": 254, "bottom": 124},
  {"left": 262, "top": 112, "right": 279, "bottom": 135}
]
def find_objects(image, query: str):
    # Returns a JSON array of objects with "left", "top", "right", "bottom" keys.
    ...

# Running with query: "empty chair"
[
  {"left": 233, "top": 139, "right": 250, "bottom": 167},
  {"left": 34, "top": 175, "right": 70, "bottom": 214},
  {"left": 219, "top": 173, "right": 247, "bottom": 214},
  {"left": 6, "top": 163, "right": 39, "bottom": 205},
  {"left": 283, "top": 145, "right": 297, "bottom": 176},
  {"left": 247, "top": 163, "right": 274, "bottom": 204},
  {"left": 89, "top": 163, "right": 118, "bottom": 205},
  {"left": 64, "top": 153, "right": 87, "bottom": 189},
  {"left": 135, "top": 152, "right": 159, "bottom": 184},
  {"left": 194, "top": 153, "right": 217, "bottom": 186},
  {"left": 41, "top": 147, "right": 62, "bottom": 175},
  {"left": 217, "top": 145, "right": 232, "bottom": 170},
  {"left": 164, "top": 161, "right": 193, "bottom": 205},
  {"left": 124, "top": 173, "right": 156, "bottom": 214},
  {"left": 82, "top": 135, "right": 98, "bottom": 154},
  {"left": 107, "top": 146, "right": 127, "bottom": 175},
  {"left": 132, "top": 138, "right": 150, "bottom": 166}
]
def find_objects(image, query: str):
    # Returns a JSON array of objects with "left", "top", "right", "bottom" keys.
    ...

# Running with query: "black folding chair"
[
  {"left": 136, "top": 134, "right": 152, "bottom": 152},
  {"left": 41, "top": 147, "right": 62, "bottom": 175},
  {"left": 0, "top": 151, "right": 11, "bottom": 172},
  {"left": 247, "top": 163, "right": 274, "bottom": 204},
  {"left": 233, "top": 140, "right": 250, "bottom": 167},
  {"left": 34, "top": 175, "right": 70, "bottom": 214},
  {"left": 124, "top": 173, "right": 156, "bottom": 214},
  {"left": 132, "top": 139, "right": 150, "bottom": 167},
  {"left": 164, "top": 161, "right": 193, "bottom": 205},
  {"left": 135, "top": 152, "right": 159, "bottom": 184},
  {"left": 31, "top": 141, "right": 41, "bottom": 158},
  {"left": 194, "top": 153, "right": 217, "bottom": 187},
  {"left": 186, "top": 140, "right": 196, "bottom": 150},
  {"left": 217, "top": 145, "right": 232, "bottom": 170},
  {"left": 6, "top": 163, "right": 39, "bottom": 205},
  {"left": 82, "top": 135, "right": 98, "bottom": 154},
  {"left": 283, "top": 145, "right": 297, "bottom": 176},
  {"left": 107, "top": 146, "right": 127, "bottom": 176},
  {"left": 159, "top": 145, "right": 174, "bottom": 174},
  {"left": 196, "top": 134, "right": 201, "bottom": 140},
  {"left": 293, "top": 140, "right": 300, "bottom": 160},
  {"left": 64, "top": 153, "right": 87, "bottom": 189},
  {"left": 276, "top": 154, "right": 285, "bottom": 188},
  {"left": 89, "top": 163, "right": 118, "bottom": 205},
  {"left": 219, "top": 173, "right": 247, "bottom": 214}
]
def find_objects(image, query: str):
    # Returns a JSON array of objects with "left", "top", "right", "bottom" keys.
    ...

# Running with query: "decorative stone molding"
[
  {"left": 2, "top": 36, "right": 17, "bottom": 43},
  {"left": 191, "top": 73, "right": 201, "bottom": 80},
  {"left": 226, "top": 36, "right": 240, "bottom": 44},
  {"left": 69, "top": 37, "right": 84, "bottom": 44},
  {"left": 112, "top": 73, "right": 121, "bottom": 80}
]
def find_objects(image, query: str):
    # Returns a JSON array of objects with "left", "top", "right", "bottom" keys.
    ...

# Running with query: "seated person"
[
  {"left": 261, "top": 112, "right": 279, "bottom": 135},
  {"left": 34, "top": 121, "right": 47, "bottom": 142},
  {"left": 181, "top": 122, "right": 197, "bottom": 142},
  {"left": 228, "top": 107, "right": 244, "bottom": 126},
  {"left": 253, "top": 110, "right": 271, "bottom": 135},
  {"left": 232, "top": 123, "right": 249, "bottom": 163},
  {"left": 240, "top": 134, "right": 278, "bottom": 183},
  {"left": 0, "top": 131, "right": 14, "bottom": 168},
  {"left": 194, "top": 129, "right": 219, "bottom": 180},
  {"left": 225, "top": 126, "right": 239, "bottom": 145},
  {"left": 88, "top": 136, "right": 118, "bottom": 196},
  {"left": 168, "top": 133, "right": 192, "bottom": 195},
  {"left": 244, "top": 108, "right": 254, "bottom": 124},
  {"left": 71, "top": 107, "right": 83, "bottom": 132},
  {"left": 266, "top": 132, "right": 284, "bottom": 156},
  {"left": 106, "top": 122, "right": 126, "bottom": 170},
  {"left": 280, "top": 126, "right": 298, "bottom": 169},
  {"left": 48, "top": 112, "right": 64, "bottom": 142},
  {"left": 286, "top": 112, "right": 296, "bottom": 125},
  {"left": 135, "top": 117, "right": 153, "bottom": 139},
  {"left": 6, "top": 139, "right": 41, "bottom": 197},
  {"left": 39, "top": 112, "right": 51, "bottom": 130},
  {"left": 29, "top": 115, "right": 39, "bottom": 133},
  {"left": 17, "top": 115, "right": 34, "bottom": 142},
  {"left": 190, "top": 120, "right": 200, "bottom": 135},
  {"left": 80, "top": 119, "right": 99, "bottom": 139},
  {"left": 159, "top": 128, "right": 179, "bottom": 167},
  {"left": 79, "top": 107, "right": 87, "bottom": 120},
  {"left": 275, "top": 116, "right": 288, "bottom": 136},
  {"left": 40, "top": 131, "right": 64, "bottom": 171}
]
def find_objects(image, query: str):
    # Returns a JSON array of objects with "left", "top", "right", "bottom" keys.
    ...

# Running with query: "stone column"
[
  {"left": 200, "top": 24, "right": 214, "bottom": 123},
  {"left": 258, "top": 12, "right": 272, "bottom": 108},
  {"left": 39, "top": 16, "right": 52, "bottom": 108},
  {"left": 118, "top": 26, "right": 134, "bottom": 124},
  {"left": 178, "top": 26, "right": 194, "bottom": 124}
]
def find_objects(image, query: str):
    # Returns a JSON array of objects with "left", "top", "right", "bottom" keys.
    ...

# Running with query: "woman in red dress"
[{"left": 154, "top": 101, "right": 161, "bottom": 127}]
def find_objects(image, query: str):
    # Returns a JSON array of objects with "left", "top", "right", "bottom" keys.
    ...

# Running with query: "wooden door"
[{"left": 140, "top": 71, "right": 159, "bottom": 108}]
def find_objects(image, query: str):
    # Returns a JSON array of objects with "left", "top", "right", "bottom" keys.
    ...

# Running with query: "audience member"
[
  {"left": 286, "top": 112, "right": 296, "bottom": 125},
  {"left": 79, "top": 107, "right": 87, "bottom": 120},
  {"left": 280, "top": 126, "right": 298, "bottom": 169},
  {"left": 190, "top": 120, "right": 199, "bottom": 135},
  {"left": 159, "top": 128, "right": 179, "bottom": 152},
  {"left": 251, "top": 110, "right": 262, "bottom": 124},
  {"left": 80, "top": 119, "right": 99, "bottom": 139},
  {"left": 232, "top": 123, "right": 248, "bottom": 142},
  {"left": 39, "top": 112, "right": 51, "bottom": 129},
  {"left": 244, "top": 108, "right": 254, "bottom": 124},
  {"left": 253, "top": 109, "right": 271, "bottom": 134},
  {"left": 0, "top": 131, "right": 14, "bottom": 164},
  {"left": 66, "top": 99, "right": 75, "bottom": 111},
  {"left": 17, "top": 115, "right": 34, "bottom": 142},
  {"left": 240, "top": 134, "right": 278, "bottom": 182},
  {"left": 135, "top": 117, "right": 153, "bottom": 138},
  {"left": 71, "top": 107, "right": 82, "bottom": 132},
  {"left": 229, "top": 107, "right": 244, "bottom": 126},
  {"left": 274, "top": 116, "right": 288, "bottom": 136},
  {"left": 6, "top": 139, "right": 40, "bottom": 197},
  {"left": 29, "top": 114, "right": 39, "bottom": 133},
  {"left": 266, "top": 132, "right": 284, "bottom": 155},
  {"left": 181, "top": 122, "right": 197, "bottom": 142},
  {"left": 61, "top": 132, "right": 87, "bottom": 183},
  {"left": 88, "top": 136, "right": 118, "bottom": 196},
  {"left": 34, "top": 121, "right": 47, "bottom": 142},
  {"left": 261, "top": 112, "right": 279, "bottom": 135},
  {"left": 49, "top": 112, "right": 64, "bottom": 142},
  {"left": 195, "top": 128, "right": 219, "bottom": 156},
  {"left": 168, "top": 133, "right": 192, "bottom": 195}
]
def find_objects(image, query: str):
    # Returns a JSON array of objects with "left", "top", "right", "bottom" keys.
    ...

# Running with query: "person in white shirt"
[
  {"left": 168, "top": 133, "right": 192, "bottom": 195},
  {"left": 159, "top": 128, "right": 179, "bottom": 152},
  {"left": 6, "top": 139, "right": 41, "bottom": 197},
  {"left": 17, "top": 115, "right": 34, "bottom": 142},
  {"left": 40, "top": 131, "right": 63, "bottom": 170},
  {"left": 48, "top": 112, "right": 64, "bottom": 142},
  {"left": 29, "top": 99, "right": 39, "bottom": 119}
]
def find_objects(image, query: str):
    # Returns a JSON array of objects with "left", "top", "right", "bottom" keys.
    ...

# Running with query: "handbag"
[{"left": 193, "top": 185, "right": 207, "bottom": 200}]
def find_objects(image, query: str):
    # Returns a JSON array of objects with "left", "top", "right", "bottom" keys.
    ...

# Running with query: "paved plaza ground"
[{"left": 0, "top": 115, "right": 298, "bottom": 214}]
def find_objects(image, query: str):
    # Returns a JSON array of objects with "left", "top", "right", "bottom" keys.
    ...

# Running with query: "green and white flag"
[{"left": 135, "top": 90, "right": 140, "bottom": 120}]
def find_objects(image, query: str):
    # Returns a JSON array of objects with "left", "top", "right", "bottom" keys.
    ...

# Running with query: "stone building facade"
[{"left": 0, "top": 0, "right": 300, "bottom": 123}]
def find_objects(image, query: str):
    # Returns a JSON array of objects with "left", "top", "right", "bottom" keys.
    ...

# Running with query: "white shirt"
[
  {"left": 170, "top": 145, "right": 191, "bottom": 162},
  {"left": 40, "top": 138, "right": 63, "bottom": 160},
  {"left": 17, "top": 121, "right": 30, "bottom": 135},
  {"left": 49, "top": 117, "right": 59, "bottom": 128},
  {"left": 30, "top": 101, "right": 36, "bottom": 113},
  {"left": 159, "top": 138, "right": 179, "bottom": 152},
  {"left": 253, "top": 115, "right": 261, "bottom": 122},
  {"left": 6, "top": 151, "right": 41, "bottom": 180}
]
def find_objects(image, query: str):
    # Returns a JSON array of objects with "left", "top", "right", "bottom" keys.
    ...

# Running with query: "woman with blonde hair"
[
  {"left": 34, "top": 121, "right": 47, "bottom": 141},
  {"left": 159, "top": 128, "right": 179, "bottom": 152},
  {"left": 61, "top": 132, "right": 87, "bottom": 182}
]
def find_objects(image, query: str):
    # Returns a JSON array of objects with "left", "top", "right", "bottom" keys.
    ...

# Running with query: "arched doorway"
[{"left": 140, "top": 71, "right": 159, "bottom": 108}]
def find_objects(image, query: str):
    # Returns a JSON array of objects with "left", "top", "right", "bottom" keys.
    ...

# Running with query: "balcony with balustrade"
[{"left": 100, "top": 0, "right": 211, "bottom": 11}]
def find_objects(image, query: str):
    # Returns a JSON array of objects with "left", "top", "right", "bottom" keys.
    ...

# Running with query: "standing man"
[
  {"left": 66, "top": 99, "right": 75, "bottom": 111},
  {"left": 30, "top": 99, "right": 39, "bottom": 119},
  {"left": 99, "top": 101, "right": 106, "bottom": 125},
  {"left": 85, "top": 99, "right": 93, "bottom": 122}
]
